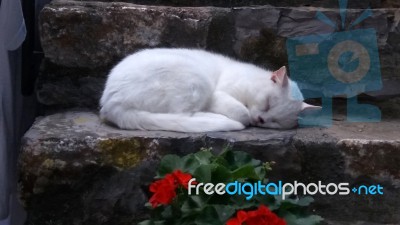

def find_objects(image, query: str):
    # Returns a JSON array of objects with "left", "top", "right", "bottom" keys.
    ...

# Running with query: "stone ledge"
[
  {"left": 19, "top": 111, "right": 400, "bottom": 224},
  {"left": 71, "top": 0, "right": 390, "bottom": 9}
]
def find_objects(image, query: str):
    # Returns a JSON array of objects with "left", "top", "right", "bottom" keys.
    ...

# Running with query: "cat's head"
[{"left": 249, "top": 66, "right": 321, "bottom": 129}]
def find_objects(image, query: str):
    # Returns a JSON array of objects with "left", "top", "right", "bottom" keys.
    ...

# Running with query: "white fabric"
[{"left": 0, "top": 0, "right": 26, "bottom": 223}]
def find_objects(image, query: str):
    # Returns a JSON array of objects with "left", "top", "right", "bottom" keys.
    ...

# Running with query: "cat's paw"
[
  {"left": 230, "top": 110, "right": 251, "bottom": 127},
  {"left": 218, "top": 118, "right": 246, "bottom": 131},
  {"left": 229, "top": 121, "right": 246, "bottom": 131}
]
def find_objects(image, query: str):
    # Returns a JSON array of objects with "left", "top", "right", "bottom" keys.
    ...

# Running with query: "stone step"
[
  {"left": 37, "top": 0, "right": 400, "bottom": 109},
  {"left": 19, "top": 111, "right": 400, "bottom": 224},
  {"left": 70, "top": 0, "right": 399, "bottom": 8}
]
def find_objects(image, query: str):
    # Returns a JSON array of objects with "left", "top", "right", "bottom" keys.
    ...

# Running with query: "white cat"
[{"left": 100, "top": 48, "right": 319, "bottom": 132}]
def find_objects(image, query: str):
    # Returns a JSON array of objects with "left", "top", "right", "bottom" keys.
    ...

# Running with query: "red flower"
[
  {"left": 149, "top": 175, "right": 176, "bottom": 207},
  {"left": 149, "top": 170, "right": 195, "bottom": 208},
  {"left": 171, "top": 170, "right": 194, "bottom": 189},
  {"left": 226, "top": 210, "right": 247, "bottom": 225},
  {"left": 226, "top": 205, "right": 286, "bottom": 225}
]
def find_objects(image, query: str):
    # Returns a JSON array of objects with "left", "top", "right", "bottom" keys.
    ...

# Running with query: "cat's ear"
[
  {"left": 271, "top": 66, "right": 289, "bottom": 88},
  {"left": 301, "top": 102, "right": 322, "bottom": 112}
]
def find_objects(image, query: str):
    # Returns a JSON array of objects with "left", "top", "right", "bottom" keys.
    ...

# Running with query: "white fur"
[{"left": 100, "top": 48, "right": 312, "bottom": 132}]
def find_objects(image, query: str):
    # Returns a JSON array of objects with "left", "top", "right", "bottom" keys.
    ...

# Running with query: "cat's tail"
[{"left": 100, "top": 107, "right": 245, "bottom": 132}]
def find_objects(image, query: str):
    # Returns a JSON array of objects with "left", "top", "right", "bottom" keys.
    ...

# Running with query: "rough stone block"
[
  {"left": 78, "top": 0, "right": 384, "bottom": 9},
  {"left": 39, "top": 0, "right": 230, "bottom": 69},
  {"left": 19, "top": 111, "right": 400, "bottom": 224},
  {"left": 37, "top": 1, "right": 400, "bottom": 109}
]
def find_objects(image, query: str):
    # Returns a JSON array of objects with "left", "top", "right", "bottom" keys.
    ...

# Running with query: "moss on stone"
[
  {"left": 41, "top": 159, "right": 55, "bottom": 169},
  {"left": 98, "top": 138, "right": 146, "bottom": 169}
]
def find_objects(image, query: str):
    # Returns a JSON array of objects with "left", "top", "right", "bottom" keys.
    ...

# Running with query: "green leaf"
[
  {"left": 231, "top": 164, "right": 259, "bottom": 180},
  {"left": 284, "top": 213, "right": 323, "bottom": 225},
  {"left": 224, "top": 151, "right": 263, "bottom": 171},
  {"left": 212, "top": 156, "right": 230, "bottom": 168},
  {"left": 229, "top": 194, "right": 260, "bottom": 209},
  {"left": 236, "top": 151, "right": 260, "bottom": 166},
  {"left": 154, "top": 220, "right": 167, "bottom": 225},
  {"left": 179, "top": 216, "right": 200, "bottom": 225},
  {"left": 213, "top": 205, "right": 236, "bottom": 222},
  {"left": 138, "top": 220, "right": 166, "bottom": 225},
  {"left": 194, "top": 151, "right": 214, "bottom": 165},
  {"left": 254, "top": 166, "right": 267, "bottom": 179},
  {"left": 137, "top": 220, "right": 153, "bottom": 225},
  {"left": 223, "top": 151, "right": 240, "bottom": 169},
  {"left": 278, "top": 196, "right": 315, "bottom": 212},
  {"left": 180, "top": 195, "right": 204, "bottom": 214},
  {"left": 182, "top": 154, "right": 201, "bottom": 174},
  {"left": 160, "top": 205, "right": 173, "bottom": 219},
  {"left": 283, "top": 196, "right": 314, "bottom": 207},
  {"left": 252, "top": 193, "right": 277, "bottom": 208},
  {"left": 158, "top": 155, "right": 182, "bottom": 176},
  {"left": 193, "top": 164, "right": 212, "bottom": 183},
  {"left": 211, "top": 165, "right": 232, "bottom": 183},
  {"left": 194, "top": 206, "right": 223, "bottom": 225}
]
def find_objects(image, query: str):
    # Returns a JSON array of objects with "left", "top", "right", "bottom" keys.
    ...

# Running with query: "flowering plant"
[
  {"left": 139, "top": 148, "right": 322, "bottom": 225},
  {"left": 226, "top": 205, "right": 286, "bottom": 225},
  {"left": 148, "top": 170, "right": 193, "bottom": 207}
]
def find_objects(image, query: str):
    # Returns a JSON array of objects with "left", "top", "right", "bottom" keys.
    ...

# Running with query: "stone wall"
[
  {"left": 77, "top": 0, "right": 394, "bottom": 8},
  {"left": 38, "top": 0, "right": 400, "bottom": 109},
  {"left": 19, "top": 111, "right": 400, "bottom": 225}
]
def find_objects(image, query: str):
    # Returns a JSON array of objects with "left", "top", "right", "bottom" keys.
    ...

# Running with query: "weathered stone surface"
[
  {"left": 293, "top": 122, "right": 400, "bottom": 223},
  {"left": 36, "top": 60, "right": 107, "bottom": 109},
  {"left": 41, "top": 1, "right": 399, "bottom": 70},
  {"left": 37, "top": 0, "right": 235, "bottom": 108},
  {"left": 38, "top": 1, "right": 400, "bottom": 109},
  {"left": 232, "top": 6, "right": 400, "bottom": 79},
  {"left": 339, "top": 140, "right": 400, "bottom": 186},
  {"left": 382, "top": 0, "right": 400, "bottom": 8},
  {"left": 39, "top": 0, "right": 230, "bottom": 69},
  {"left": 79, "top": 0, "right": 384, "bottom": 9},
  {"left": 19, "top": 111, "right": 400, "bottom": 224},
  {"left": 20, "top": 111, "right": 299, "bottom": 224}
]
